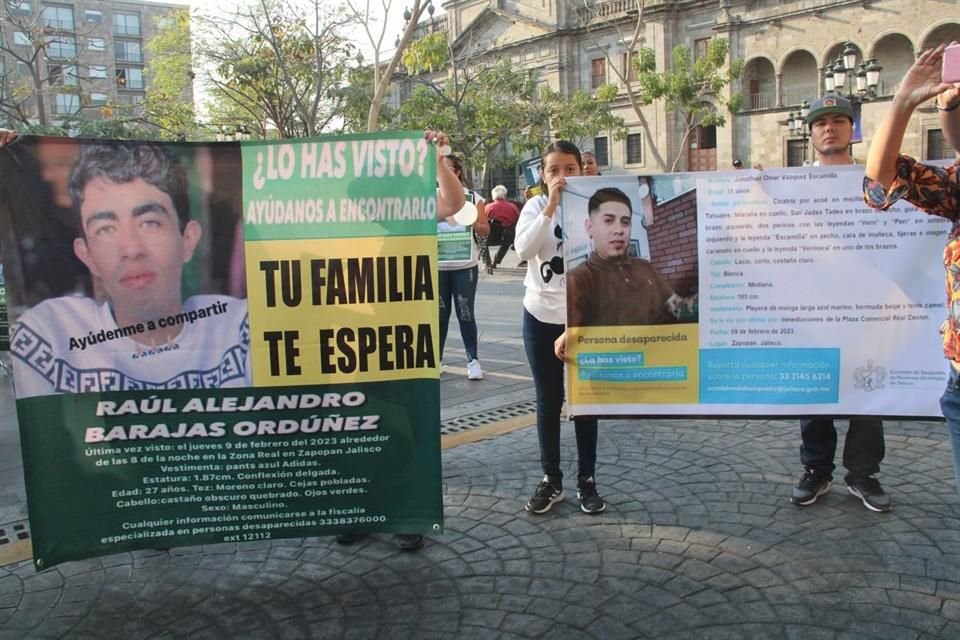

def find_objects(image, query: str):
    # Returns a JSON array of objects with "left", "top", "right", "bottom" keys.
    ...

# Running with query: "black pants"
[
  {"left": 799, "top": 418, "right": 884, "bottom": 483},
  {"left": 492, "top": 224, "right": 516, "bottom": 266}
]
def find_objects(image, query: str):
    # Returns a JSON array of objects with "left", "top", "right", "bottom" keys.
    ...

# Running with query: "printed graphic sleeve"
[{"left": 863, "top": 154, "right": 960, "bottom": 222}]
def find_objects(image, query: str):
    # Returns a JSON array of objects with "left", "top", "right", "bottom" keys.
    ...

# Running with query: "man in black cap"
[
  {"left": 790, "top": 94, "right": 889, "bottom": 513},
  {"left": 806, "top": 95, "right": 857, "bottom": 166}
]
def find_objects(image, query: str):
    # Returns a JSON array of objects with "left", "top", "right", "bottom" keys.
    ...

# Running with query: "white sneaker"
[{"left": 466, "top": 359, "right": 484, "bottom": 380}]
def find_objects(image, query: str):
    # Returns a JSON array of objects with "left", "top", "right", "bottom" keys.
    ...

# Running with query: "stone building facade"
[
  {"left": 0, "top": 0, "right": 188, "bottom": 127},
  {"left": 424, "top": 0, "right": 960, "bottom": 177}
]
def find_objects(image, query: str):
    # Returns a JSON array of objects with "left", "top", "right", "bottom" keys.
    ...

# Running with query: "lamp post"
[
  {"left": 821, "top": 42, "right": 882, "bottom": 141},
  {"left": 783, "top": 100, "right": 810, "bottom": 166}
]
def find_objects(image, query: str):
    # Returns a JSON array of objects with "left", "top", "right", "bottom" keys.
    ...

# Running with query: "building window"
[
  {"left": 47, "top": 35, "right": 76, "bottom": 58},
  {"left": 84, "top": 9, "right": 101, "bottom": 23},
  {"left": 87, "top": 37, "right": 106, "bottom": 51},
  {"left": 692, "top": 124, "right": 717, "bottom": 149},
  {"left": 54, "top": 92, "right": 79, "bottom": 114},
  {"left": 117, "top": 93, "right": 143, "bottom": 106},
  {"left": 621, "top": 51, "right": 638, "bottom": 82},
  {"left": 927, "top": 129, "right": 956, "bottom": 161},
  {"left": 114, "top": 40, "right": 142, "bottom": 63},
  {"left": 116, "top": 67, "right": 143, "bottom": 89},
  {"left": 593, "top": 136, "right": 609, "bottom": 166},
  {"left": 693, "top": 37, "right": 711, "bottom": 61},
  {"left": 49, "top": 64, "right": 78, "bottom": 86},
  {"left": 41, "top": 4, "right": 74, "bottom": 31},
  {"left": 89, "top": 92, "right": 108, "bottom": 105},
  {"left": 7, "top": 1, "right": 31, "bottom": 17},
  {"left": 626, "top": 133, "right": 643, "bottom": 164},
  {"left": 786, "top": 139, "right": 807, "bottom": 167},
  {"left": 591, "top": 57, "right": 606, "bottom": 89},
  {"left": 112, "top": 12, "right": 141, "bottom": 36},
  {"left": 88, "top": 64, "right": 107, "bottom": 79}
]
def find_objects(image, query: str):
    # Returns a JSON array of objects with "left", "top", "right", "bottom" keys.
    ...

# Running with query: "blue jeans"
[
  {"left": 938, "top": 367, "right": 960, "bottom": 494},
  {"left": 799, "top": 417, "right": 884, "bottom": 484},
  {"left": 438, "top": 266, "right": 479, "bottom": 361},
  {"left": 522, "top": 308, "right": 597, "bottom": 484}
]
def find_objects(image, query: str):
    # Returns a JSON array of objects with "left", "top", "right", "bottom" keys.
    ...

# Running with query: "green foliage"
[
  {"left": 396, "top": 40, "right": 625, "bottom": 183},
  {"left": 339, "top": 65, "right": 393, "bottom": 133},
  {"left": 142, "top": 10, "right": 197, "bottom": 140},
  {"left": 539, "top": 84, "right": 627, "bottom": 148},
  {"left": 628, "top": 37, "right": 743, "bottom": 169},
  {"left": 199, "top": 0, "right": 355, "bottom": 138},
  {"left": 402, "top": 32, "right": 449, "bottom": 74},
  {"left": 632, "top": 38, "right": 742, "bottom": 124},
  {"left": 395, "top": 57, "right": 544, "bottom": 177}
]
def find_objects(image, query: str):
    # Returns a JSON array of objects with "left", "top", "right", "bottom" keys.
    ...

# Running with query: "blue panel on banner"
[
  {"left": 579, "top": 366, "right": 686, "bottom": 382},
  {"left": 577, "top": 352, "right": 645, "bottom": 367},
  {"left": 699, "top": 348, "right": 840, "bottom": 404}
]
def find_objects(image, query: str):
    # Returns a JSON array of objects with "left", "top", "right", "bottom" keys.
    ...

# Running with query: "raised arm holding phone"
[{"left": 863, "top": 43, "right": 960, "bottom": 496}]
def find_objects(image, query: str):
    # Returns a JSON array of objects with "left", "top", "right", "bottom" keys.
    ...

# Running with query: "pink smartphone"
[{"left": 944, "top": 43, "right": 960, "bottom": 83}]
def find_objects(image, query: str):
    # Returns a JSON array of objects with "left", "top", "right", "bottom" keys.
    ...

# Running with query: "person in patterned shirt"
[{"left": 864, "top": 43, "right": 960, "bottom": 495}]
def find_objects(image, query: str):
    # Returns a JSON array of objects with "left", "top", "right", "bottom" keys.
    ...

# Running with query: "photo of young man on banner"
[{"left": 5, "top": 140, "right": 249, "bottom": 398}]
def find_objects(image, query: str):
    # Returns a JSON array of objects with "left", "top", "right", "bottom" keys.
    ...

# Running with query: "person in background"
[
  {"left": 732, "top": 159, "right": 744, "bottom": 169},
  {"left": 582, "top": 150, "right": 601, "bottom": 177},
  {"left": 438, "top": 154, "right": 489, "bottom": 381},
  {"left": 514, "top": 140, "right": 605, "bottom": 515},
  {"left": 484, "top": 184, "right": 520, "bottom": 273},
  {"left": 862, "top": 42, "right": 960, "bottom": 497},
  {"left": 789, "top": 94, "right": 889, "bottom": 513}
]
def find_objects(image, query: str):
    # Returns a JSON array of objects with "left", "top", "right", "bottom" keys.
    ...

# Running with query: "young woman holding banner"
[
  {"left": 437, "top": 153, "right": 489, "bottom": 381},
  {"left": 514, "top": 140, "right": 605, "bottom": 515}
]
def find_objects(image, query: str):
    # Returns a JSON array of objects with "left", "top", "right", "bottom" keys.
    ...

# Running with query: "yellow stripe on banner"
[
  {"left": 568, "top": 324, "right": 700, "bottom": 405},
  {"left": 0, "top": 539, "right": 31, "bottom": 567},
  {"left": 245, "top": 236, "right": 440, "bottom": 386}
]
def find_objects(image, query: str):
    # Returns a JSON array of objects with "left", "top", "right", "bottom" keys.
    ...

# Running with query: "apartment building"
[{"left": 0, "top": 0, "right": 189, "bottom": 127}]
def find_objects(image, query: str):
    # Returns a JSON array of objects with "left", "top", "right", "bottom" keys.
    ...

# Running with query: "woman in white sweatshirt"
[{"left": 514, "top": 140, "right": 604, "bottom": 515}]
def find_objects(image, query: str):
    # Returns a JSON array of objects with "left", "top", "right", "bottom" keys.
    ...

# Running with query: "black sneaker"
[
  {"left": 577, "top": 477, "right": 606, "bottom": 514},
  {"left": 847, "top": 476, "right": 891, "bottom": 512},
  {"left": 396, "top": 533, "right": 425, "bottom": 551},
  {"left": 791, "top": 468, "right": 832, "bottom": 506},
  {"left": 525, "top": 476, "right": 563, "bottom": 514}
]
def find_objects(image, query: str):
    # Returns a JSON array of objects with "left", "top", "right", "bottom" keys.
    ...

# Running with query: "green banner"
[
  {"left": 18, "top": 383, "right": 439, "bottom": 568},
  {"left": 0, "top": 132, "right": 443, "bottom": 569},
  {"left": 242, "top": 131, "right": 438, "bottom": 241}
]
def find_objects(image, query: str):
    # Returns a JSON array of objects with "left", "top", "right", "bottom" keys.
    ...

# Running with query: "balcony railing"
[
  {"left": 577, "top": 0, "right": 638, "bottom": 24},
  {"left": 748, "top": 92, "right": 773, "bottom": 111},
  {"left": 112, "top": 24, "right": 141, "bottom": 37},
  {"left": 781, "top": 85, "right": 817, "bottom": 107}
]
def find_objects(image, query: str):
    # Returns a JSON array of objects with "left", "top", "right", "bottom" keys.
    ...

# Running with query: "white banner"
[{"left": 562, "top": 167, "right": 948, "bottom": 418}]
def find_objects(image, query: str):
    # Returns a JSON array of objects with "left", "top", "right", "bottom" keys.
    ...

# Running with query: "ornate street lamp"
[
  {"left": 822, "top": 42, "right": 883, "bottom": 103},
  {"left": 783, "top": 100, "right": 811, "bottom": 165}
]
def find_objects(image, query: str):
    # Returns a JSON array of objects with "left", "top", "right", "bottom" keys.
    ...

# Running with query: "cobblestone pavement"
[{"left": 1, "top": 417, "right": 959, "bottom": 639}]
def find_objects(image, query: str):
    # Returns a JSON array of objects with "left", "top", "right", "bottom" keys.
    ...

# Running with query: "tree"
[
  {"left": 396, "top": 33, "right": 540, "bottom": 187},
  {"left": 540, "top": 84, "right": 628, "bottom": 151},
  {"left": 575, "top": 0, "right": 743, "bottom": 171},
  {"left": 344, "top": 0, "right": 436, "bottom": 132},
  {"left": 141, "top": 9, "right": 196, "bottom": 140},
  {"left": 634, "top": 38, "right": 743, "bottom": 171},
  {"left": 0, "top": 0, "right": 94, "bottom": 129},
  {"left": 197, "top": 0, "right": 355, "bottom": 138},
  {"left": 396, "top": 32, "right": 624, "bottom": 188}
]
